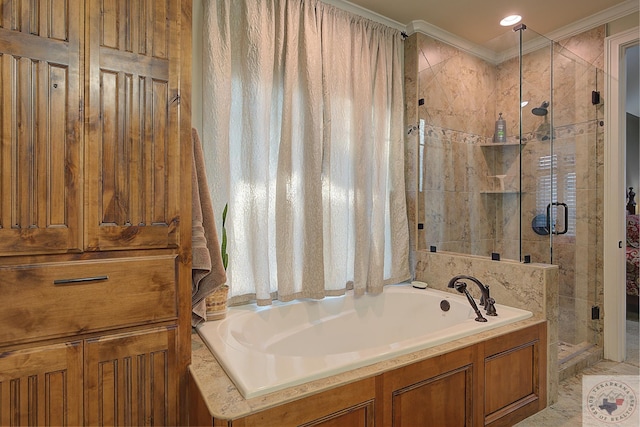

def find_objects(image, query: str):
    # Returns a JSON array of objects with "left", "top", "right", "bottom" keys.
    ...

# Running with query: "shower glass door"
[
  {"left": 415, "top": 28, "right": 524, "bottom": 261},
  {"left": 416, "top": 24, "right": 605, "bottom": 360},
  {"left": 520, "top": 29, "right": 604, "bottom": 355},
  {"left": 519, "top": 28, "right": 554, "bottom": 266}
]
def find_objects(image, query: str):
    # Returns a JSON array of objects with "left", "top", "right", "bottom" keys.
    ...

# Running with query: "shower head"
[{"left": 532, "top": 101, "right": 549, "bottom": 116}]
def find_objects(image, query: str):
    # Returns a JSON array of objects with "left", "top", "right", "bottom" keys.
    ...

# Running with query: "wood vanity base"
[{"left": 190, "top": 321, "right": 546, "bottom": 427}]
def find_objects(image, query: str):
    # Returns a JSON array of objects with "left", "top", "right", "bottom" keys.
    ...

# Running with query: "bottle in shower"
[{"left": 494, "top": 112, "right": 506, "bottom": 143}]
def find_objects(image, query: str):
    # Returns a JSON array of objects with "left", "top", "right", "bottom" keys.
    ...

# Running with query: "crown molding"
[
  {"left": 320, "top": 0, "right": 406, "bottom": 32},
  {"left": 547, "top": 0, "right": 639, "bottom": 42},
  {"left": 405, "top": 20, "right": 500, "bottom": 63},
  {"left": 327, "top": 0, "right": 639, "bottom": 65}
]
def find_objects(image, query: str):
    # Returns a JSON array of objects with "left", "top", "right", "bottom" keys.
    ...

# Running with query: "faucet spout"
[
  {"left": 449, "top": 281, "right": 487, "bottom": 322},
  {"left": 447, "top": 275, "right": 498, "bottom": 319}
]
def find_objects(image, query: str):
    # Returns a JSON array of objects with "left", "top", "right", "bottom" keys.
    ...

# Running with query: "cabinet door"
[
  {"left": 378, "top": 347, "right": 479, "bottom": 427},
  {"left": 483, "top": 322, "right": 547, "bottom": 427},
  {"left": 390, "top": 366, "right": 473, "bottom": 427},
  {"left": 0, "top": 1, "right": 83, "bottom": 256},
  {"left": 0, "top": 341, "right": 83, "bottom": 426},
  {"left": 85, "top": 0, "right": 182, "bottom": 251},
  {"left": 85, "top": 326, "right": 178, "bottom": 426},
  {"left": 220, "top": 378, "right": 376, "bottom": 427}
]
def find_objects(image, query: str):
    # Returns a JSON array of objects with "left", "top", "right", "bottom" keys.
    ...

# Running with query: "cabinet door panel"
[
  {"left": 237, "top": 378, "right": 375, "bottom": 427},
  {"left": 391, "top": 366, "right": 473, "bottom": 427},
  {"left": 485, "top": 345, "right": 535, "bottom": 414},
  {"left": 483, "top": 323, "right": 546, "bottom": 427},
  {"left": 0, "top": 341, "right": 83, "bottom": 426},
  {"left": 86, "top": 0, "right": 181, "bottom": 251},
  {"left": 0, "top": 0, "right": 83, "bottom": 255},
  {"left": 300, "top": 401, "right": 374, "bottom": 427},
  {"left": 85, "top": 326, "right": 178, "bottom": 426}
]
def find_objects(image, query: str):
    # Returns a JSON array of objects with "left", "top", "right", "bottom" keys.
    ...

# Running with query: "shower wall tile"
[
  {"left": 574, "top": 244, "right": 591, "bottom": 302},
  {"left": 574, "top": 189, "right": 597, "bottom": 247},
  {"left": 470, "top": 192, "right": 496, "bottom": 239},
  {"left": 573, "top": 134, "right": 593, "bottom": 190},
  {"left": 521, "top": 240, "right": 550, "bottom": 264},
  {"left": 496, "top": 238, "right": 520, "bottom": 261},
  {"left": 471, "top": 239, "right": 496, "bottom": 256},
  {"left": 559, "top": 295, "right": 578, "bottom": 342},
  {"left": 413, "top": 251, "right": 553, "bottom": 313},
  {"left": 496, "top": 56, "right": 526, "bottom": 139},
  {"left": 417, "top": 33, "right": 496, "bottom": 138},
  {"left": 554, "top": 242, "right": 576, "bottom": 297},
  {"left": 555, "top": 26, "right": 606, "bottom": 71}
]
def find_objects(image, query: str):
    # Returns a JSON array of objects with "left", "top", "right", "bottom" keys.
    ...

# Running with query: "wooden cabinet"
[
  {"left": 0, "top": 0, "right": 83, "bottom": 256},
  {"left": 0, "top": 0, "right": 191, "bottom": 425},
  {"left": 377, "top": 323, "right": 546, "bottom": 427},
  {"left": 85, "top": 327, "right": 178, "bottom": 426},
  {"left": 0, "top": 256, "right": 178, "bottom": 344},
  {"left": 85, "top": 0, "right": 182, "bottom": 251},
  {"left": 190, "top": 322, "right": 546, "bottom": 427},
  {"left": 189, "top": 375, "right": 376, "bottom": 427},
  {"left": 0, "top": 341, "right": 83, "bottom": 426},
  {"left": 377, "top": 348, "right": 479, "bottom": 427},
  {"left": 483, "top": 324, "right": 546, "bottom": 427},
  {"left": 238, "top": 379, "right": 375, "bottom": 427}
]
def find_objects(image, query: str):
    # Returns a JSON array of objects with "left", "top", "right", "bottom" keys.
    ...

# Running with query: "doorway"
[{"left": 604, "top": 27, "right": 639, "bottom": 362}]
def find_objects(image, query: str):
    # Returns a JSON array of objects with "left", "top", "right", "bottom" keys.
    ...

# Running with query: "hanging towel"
[{"left": 191, "top": 128, "right": 227, "bottom": 326}]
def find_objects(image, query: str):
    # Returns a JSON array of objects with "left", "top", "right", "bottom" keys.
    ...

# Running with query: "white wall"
[
  {"left": 625, "top": 45, "right": 639, "bottom": 116},
  {"left": 625, "top": 44, "right": 639, "bottom": 207},
  {"left": 627, "top": 113, "right": 639, "bottom": 201}
]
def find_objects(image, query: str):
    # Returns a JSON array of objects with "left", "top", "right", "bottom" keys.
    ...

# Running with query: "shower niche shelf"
[
  {"left": 479, "top": 138, "right": 524, "bottom": 194},
  {"left": 478, "top": 140, "right": 524, "bottom": 147},
  {"left": 480, "top": 190, "right": 522, "bottom": 194}
]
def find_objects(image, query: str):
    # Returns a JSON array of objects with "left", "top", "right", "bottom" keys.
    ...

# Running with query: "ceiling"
[
  {"left": 343, "top": 0, "right": 631, "bottom": 46},
  {"left": 338, "top": 0, "right": 639, "bottom": 116}
]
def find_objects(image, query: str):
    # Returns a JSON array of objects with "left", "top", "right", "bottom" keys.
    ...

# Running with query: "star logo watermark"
[{"left": 583, "top": 375, "right": 639, "bottom": 426}]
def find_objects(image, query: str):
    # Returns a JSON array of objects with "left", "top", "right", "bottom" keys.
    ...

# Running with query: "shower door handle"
[{"left": 546, "top": 202, "right": 568, "bottom": 235}]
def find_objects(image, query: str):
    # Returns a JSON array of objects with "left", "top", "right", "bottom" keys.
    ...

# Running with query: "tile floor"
[{"left": 516, "top": 320, "right": 640, "bottom": 426}]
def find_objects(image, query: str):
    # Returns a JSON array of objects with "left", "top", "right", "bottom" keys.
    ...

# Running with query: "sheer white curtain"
[{"left": 203, "top": 0, "right": 409, "bottom": 305}]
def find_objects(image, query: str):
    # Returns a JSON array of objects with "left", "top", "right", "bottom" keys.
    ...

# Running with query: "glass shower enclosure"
[{"left": 415, "top": 25, "right": 605, "bottom": 366}]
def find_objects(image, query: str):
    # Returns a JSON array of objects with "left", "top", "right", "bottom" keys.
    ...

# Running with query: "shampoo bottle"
[{"left": 494, "top": 112, "right": 507, "bottom": 143}]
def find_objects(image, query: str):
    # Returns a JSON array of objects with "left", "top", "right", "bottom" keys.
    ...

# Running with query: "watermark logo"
[{"left": 583, "top": 375, "right": 639, "bottom": 426}]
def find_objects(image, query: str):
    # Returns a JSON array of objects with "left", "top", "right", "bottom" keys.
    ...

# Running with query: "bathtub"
[{"left": 196, "top": 283, "right": 532, "bottom": 399}]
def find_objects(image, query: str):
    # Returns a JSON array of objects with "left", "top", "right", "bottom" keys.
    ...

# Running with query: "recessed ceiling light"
[{"left": 500, "top": 15, "right": 522, "bottom": 26}]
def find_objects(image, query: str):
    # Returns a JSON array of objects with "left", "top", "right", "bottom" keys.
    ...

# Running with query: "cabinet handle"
[{"left": 53, "top": 275, "right": 109, "bottom": 285}]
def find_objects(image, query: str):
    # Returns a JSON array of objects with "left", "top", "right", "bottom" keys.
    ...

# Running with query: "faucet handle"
[
  {"left": 480, "top": 285, "right": 490, "bottom": 308},
  {"left": 485, "top": 297, "right": 497, "bottom": 316}
]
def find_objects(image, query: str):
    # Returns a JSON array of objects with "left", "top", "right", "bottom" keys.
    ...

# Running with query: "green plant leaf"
[{"left": 221, "top": 203, "right": 228, "bottom": 270}]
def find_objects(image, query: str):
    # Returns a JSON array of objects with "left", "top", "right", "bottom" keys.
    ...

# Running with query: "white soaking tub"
[{"left": 196, "top": 283, "right": 532, "bottom": 399}]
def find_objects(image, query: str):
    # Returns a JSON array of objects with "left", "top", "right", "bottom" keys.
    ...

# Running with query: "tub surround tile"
[
  {"left": 414, "top": 251, "right": 555, "bottom": 315},
  {"left": 414, "top": 250, "right": 560, "bottom": 404},
  {"left": 544, "top": 266, "right": 560, "bottom": 343},
  {"left": 190, "top": 318, "right": 547, "bottom": 421},
  {"left": 547, "top": 341, "right": 559, "bottom": 404}
]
